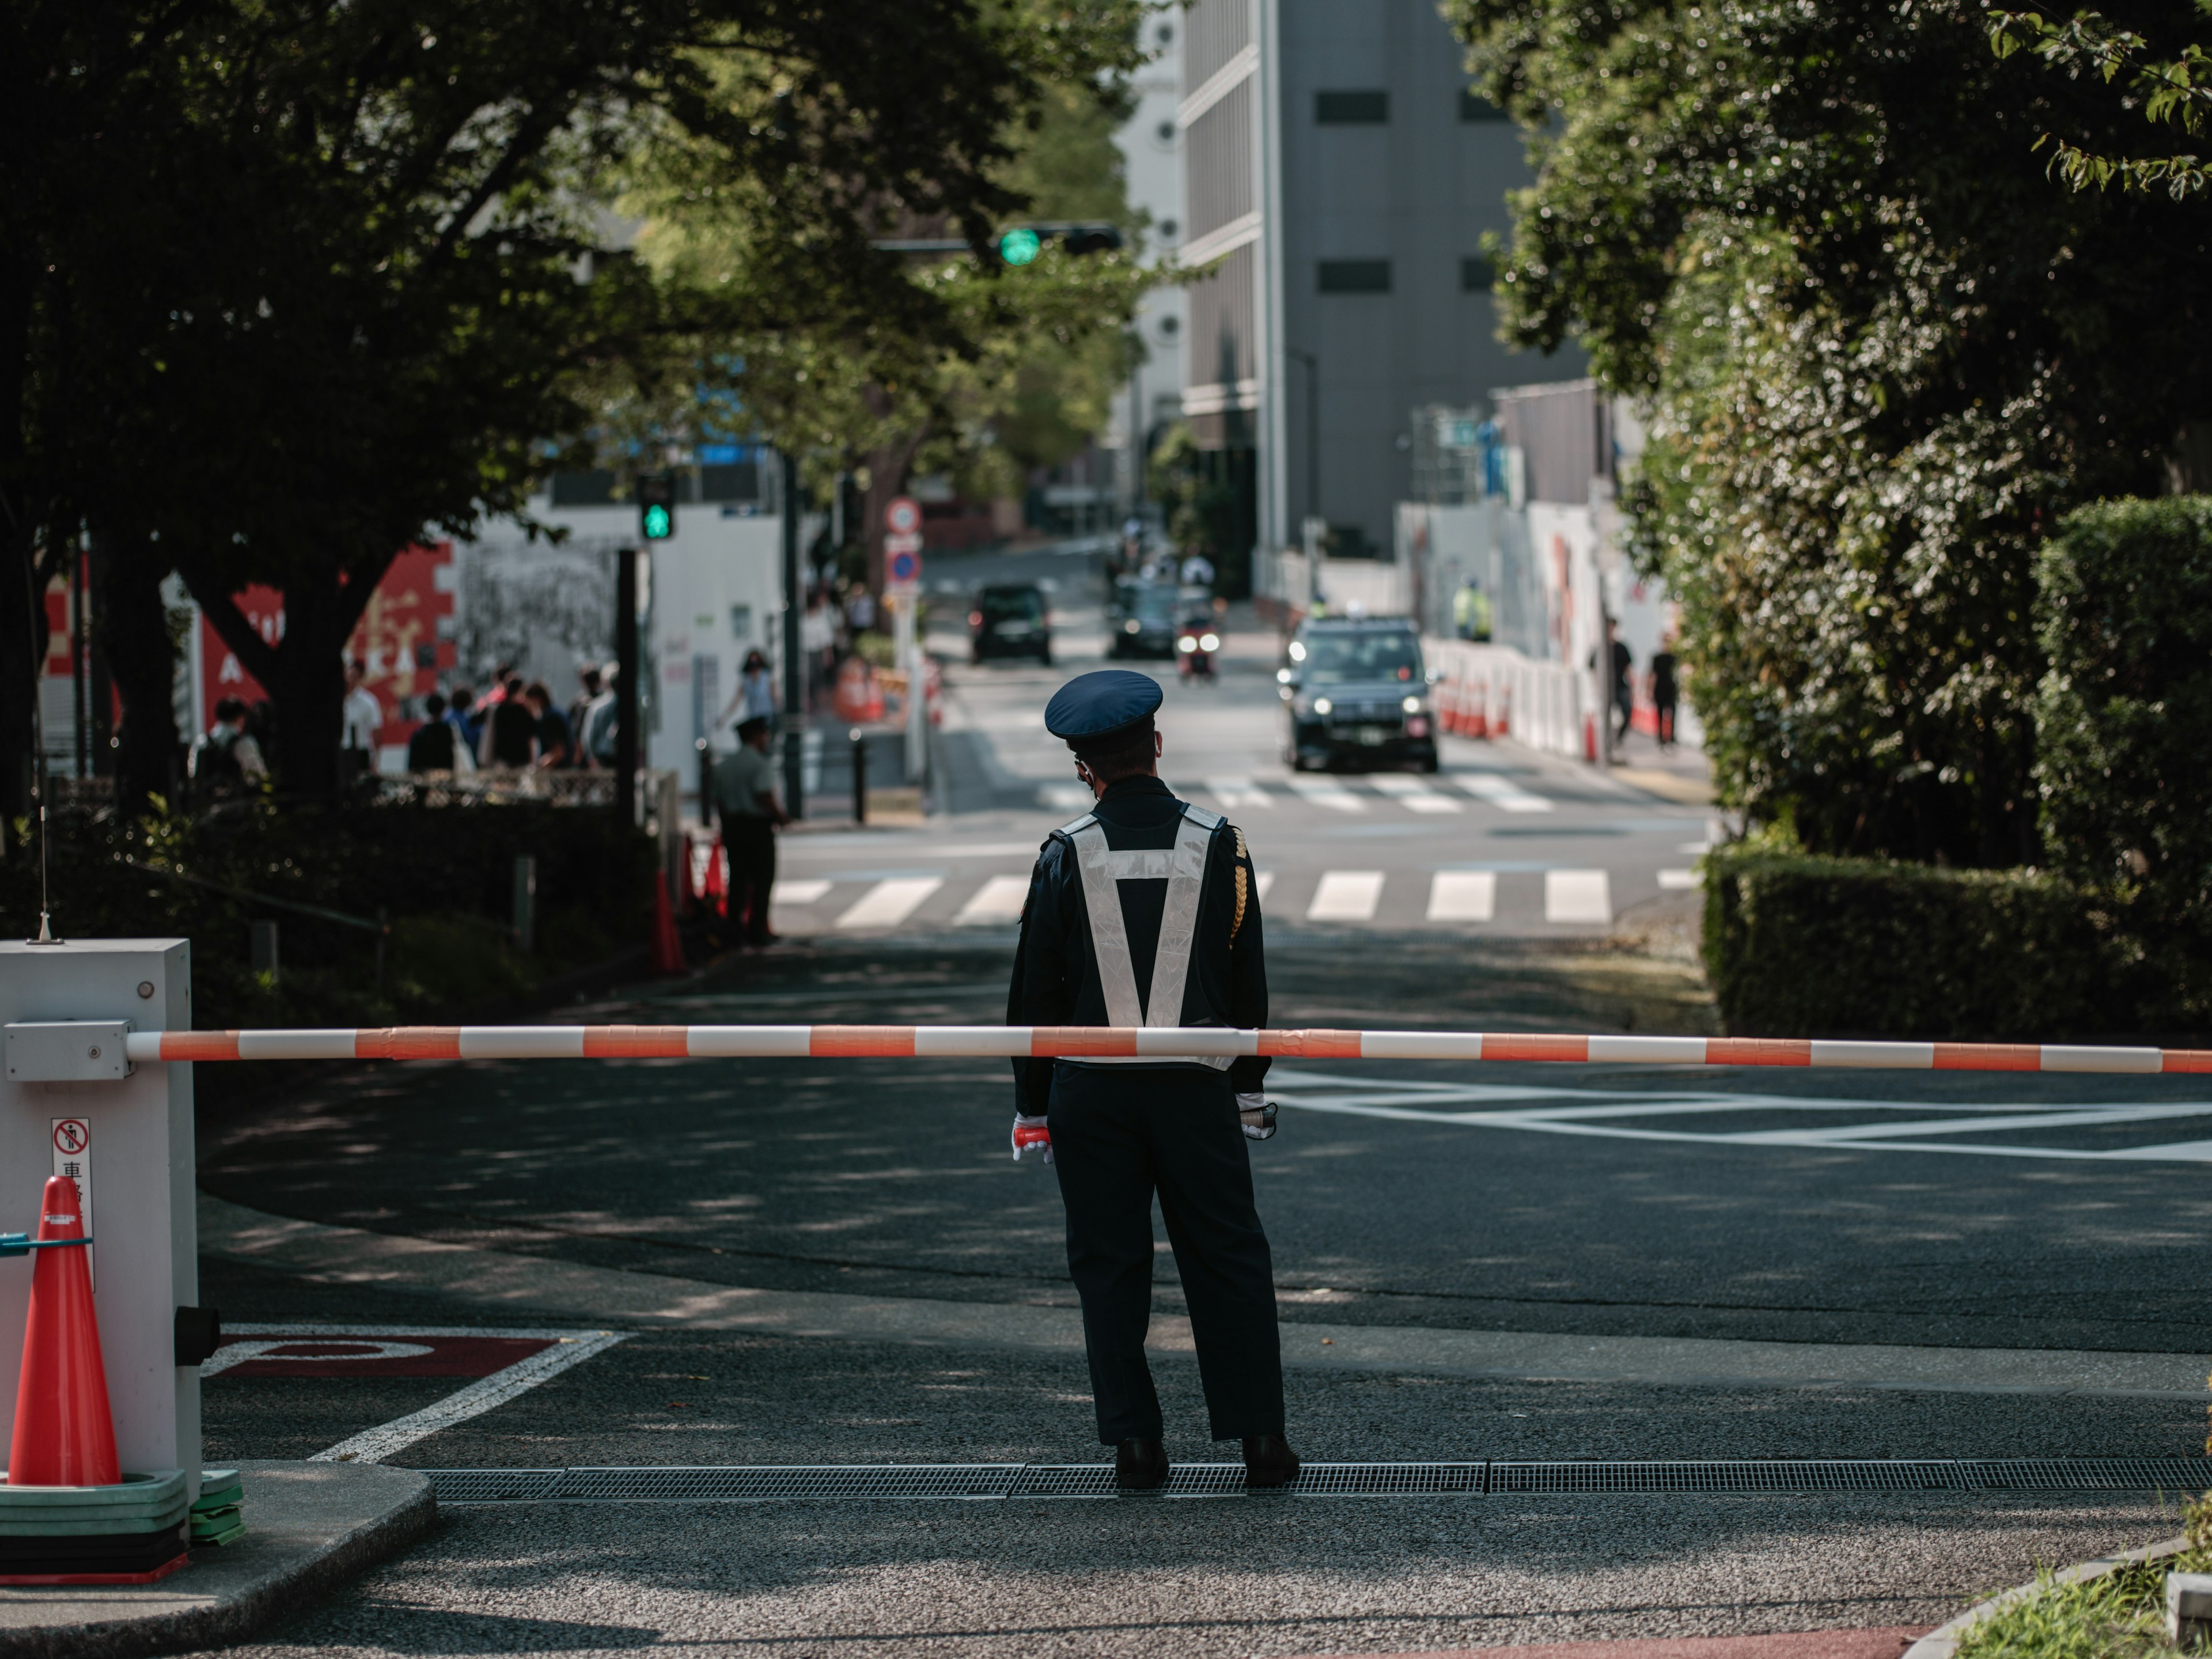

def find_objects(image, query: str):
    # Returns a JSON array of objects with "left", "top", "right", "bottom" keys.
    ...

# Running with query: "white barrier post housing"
[{"left": 0, "top": 940, "right": 201, "bottom": 1501}]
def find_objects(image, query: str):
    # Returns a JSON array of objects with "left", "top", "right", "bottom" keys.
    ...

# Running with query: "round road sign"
[
  {"left": 888, "top": 548, "right": 921, "bottom": 587},
  {"left": 885, "top": 497, "right": 922, "bottom": 537}
]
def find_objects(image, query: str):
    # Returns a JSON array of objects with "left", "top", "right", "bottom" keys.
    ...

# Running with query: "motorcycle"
[{"left": 1176, "top": 620, "right": 1221, "bottom": 681}]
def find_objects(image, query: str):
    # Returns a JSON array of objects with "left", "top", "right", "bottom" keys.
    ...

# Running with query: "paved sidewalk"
[{"left": 1343, "top": 1630, "right": 1928, "bottom": 1659}]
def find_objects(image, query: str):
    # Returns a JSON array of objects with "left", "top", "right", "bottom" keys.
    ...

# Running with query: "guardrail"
[{"left": 119, "top": 1026, "right": 2212, "bottom": 1074}]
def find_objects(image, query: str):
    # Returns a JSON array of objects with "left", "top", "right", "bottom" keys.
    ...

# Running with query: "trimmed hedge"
[
  {"left": 1703, "top": 848, "right": 2128, "bottom": 1040},
  {"left": 2036, "top": 495, "right": 2212, "bottom": 911}
]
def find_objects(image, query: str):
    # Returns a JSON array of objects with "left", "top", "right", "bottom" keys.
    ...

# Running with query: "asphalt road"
[
  {"left": 772, "top": 546, "right": 1715, "bottom": 942},
  {"left": 192, "top": 559, "right": 2212, "bottom": 1655}
]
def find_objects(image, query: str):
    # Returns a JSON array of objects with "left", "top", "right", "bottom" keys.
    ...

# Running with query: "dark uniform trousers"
[
  {"left": 1049, "top": 1060, "right": 1285, "bottom": 1445},
  {"left": 722, "top": 813, "right": 777, "bottom": 944}
]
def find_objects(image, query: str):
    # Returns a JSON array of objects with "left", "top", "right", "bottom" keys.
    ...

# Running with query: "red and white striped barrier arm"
[{"left": 118, "top": 1027, "right": 2212, "bottom": 1074}]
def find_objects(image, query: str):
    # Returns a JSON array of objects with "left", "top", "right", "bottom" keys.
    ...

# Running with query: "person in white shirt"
[{"left": 340, "top": 659, "right": 382, "bottom": 778}]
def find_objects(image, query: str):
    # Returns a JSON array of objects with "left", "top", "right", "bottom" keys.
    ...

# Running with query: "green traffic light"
[
  {"left": 643, "top": 504, "right": 672, "bottom": 540},
  {"left": 999, "top": 228, "right": 1041, "bottom": 266}
]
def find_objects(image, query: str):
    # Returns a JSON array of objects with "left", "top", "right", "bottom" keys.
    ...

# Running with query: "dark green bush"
[
  {"left": 0, "top": 800, "right": 655, "bottom": 1036},
  {"left": 2036, "top": 495, "right": 2212, "bottom": 913},
  {"left": 1703, "top": 847, "right": 2126, "bottom": 1039}
]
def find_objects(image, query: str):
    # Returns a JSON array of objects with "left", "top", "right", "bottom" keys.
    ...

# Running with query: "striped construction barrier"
[{"left": 119, "top": 1027, "right": 2212, "bottom": 1074}]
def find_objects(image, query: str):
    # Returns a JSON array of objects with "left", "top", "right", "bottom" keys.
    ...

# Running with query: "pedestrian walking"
[
  {"left": 720, "top": 647, "right": 778, "bottom": 729},
  {"left": 482, "top": 675, "right": 537, "bottom": 768},
  {"left": 524, "top": 681, "right": 575, "bottom": 767},
  {"left": 567, "top": 669, "right": 601, "bottom": 756},
  {"left": 712, "top": 714, "right": 790, "bottom": 946},
  {"left": 188, "top": 696, "right": 267, "bottom": 793},
  {"left": 340, "top": 658, "right": 382, "bottom": 779},
  {"left": 1006, "top": 668, "right": 1294, "bottom": 1493},
  {"left": 407, "top": 693, "right": 457, "bottom": 771},
  {"left": 1651, "top": 634, "right": 1680, "bottom": 752},
  {"left": 1608, "top": 621, "right": 1634, "bottom": 748},
  {"left": 579, "top": 666, "right": 620, "bottom": 766}
]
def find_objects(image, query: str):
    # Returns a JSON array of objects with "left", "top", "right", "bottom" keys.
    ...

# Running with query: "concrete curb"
[
  {"left": 0, "top": 1461, "right": 434, "bottom": 1659},
  {"left": 1900, "top": 1533, "right": 2191, "bottom": 1659}
]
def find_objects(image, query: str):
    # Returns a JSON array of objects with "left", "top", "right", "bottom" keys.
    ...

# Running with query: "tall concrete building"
[
  {"left": 1179, "top": 0, "right": 1584, "bottom": 566},
  {"left": 1111, "top": 10, "right": 1190, "bottom": 517}
]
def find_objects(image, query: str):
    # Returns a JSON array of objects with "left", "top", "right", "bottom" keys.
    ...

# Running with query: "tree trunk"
[
  {"left": 94, "top": 536, "right": 179, "bottom": 816},
  {"left": 858, "top": 425, "right": 927, "bottom": 601},
  {"left": 183, "top": 550, "right": 394, "bottom": 800},
  {"left": 0, "top": 255, "right": 42, "bottom": 825},
  {"left": 0, "top": 542, "right": 44, "bottom": 827}
]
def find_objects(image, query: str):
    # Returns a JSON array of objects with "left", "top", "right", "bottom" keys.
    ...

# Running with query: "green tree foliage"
[
  {"left": 5, "top": 0, "right": 1147, "bottom": 806},
  {"left": 619, "top": 27, "right": 1153, "bottom": 584},
  {"left": 1990, "top": 4, "right": 2212, "bottom": 197},
  {"left": 1447, "top": 0, "right": 2212, "bottom": 864}
]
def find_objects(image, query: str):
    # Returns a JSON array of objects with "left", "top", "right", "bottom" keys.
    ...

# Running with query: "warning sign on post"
[{"left": 50, "top": 1118, "right": 90, "bottom": 1287}]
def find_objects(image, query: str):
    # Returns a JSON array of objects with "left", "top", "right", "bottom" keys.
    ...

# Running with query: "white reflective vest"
[{"left": 1057, "top": 803, "right": 1232, "bottom": 1069}]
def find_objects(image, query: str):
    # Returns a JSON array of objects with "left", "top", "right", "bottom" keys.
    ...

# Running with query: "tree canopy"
[
  {"left": 5, "top": 0, "right": 1151, "bottom": 806},
  {"left": 1447, "top": 0, "right": 2212, "bottom": 863}
]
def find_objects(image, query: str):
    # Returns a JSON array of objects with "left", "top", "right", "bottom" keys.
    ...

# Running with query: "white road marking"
[
  {"left": 1289, "top": 777, "right": 1366, "bottom": 812},
  {"left": 1657, "top": 869, "right": 1701, "bottom": 890},
  {"left": 1256, "top": 872, "right": 1276, "bottom": 902},
  {"left": 1266, "top": 1075, "right": 2212, "bottom": 1165},
  {"left": 1369, "top": 775, "right": 1461, "bottom": 813},
  {"left": 1308, "top": 870, "right": 1385, "bottom": 921},
  {"left": 1039, "top": 784, "right": 1094, "bottom": 812},
  {"left": 1209, "top": 778, "right": 1274, "bottom": 810},
  {"left": 835, "top": 877, "right": 945, "bottom": 929},
  {"left": 1427, "top": 872, "right": 1497, "bottom": 922},
  {"left": 1453, "top": 772, "right": 1553, "bottom": 813},
  {"left": 1544, "top": 869, "right": 1612, "bottom": 923},
  {"left": 771, "top": 879, "right": 833, "bottom": 906},
  {"left": 954, "top": 874, "right": 1030, "bottom": 925},
  {"left": 305, "top": 1330, "right": 631, "bottom": 1465}
]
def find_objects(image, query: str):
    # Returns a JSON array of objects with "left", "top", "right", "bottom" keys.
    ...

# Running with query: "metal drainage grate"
[{"left": 419, "top": 1457, "right": 2212, "bottom": 1504}]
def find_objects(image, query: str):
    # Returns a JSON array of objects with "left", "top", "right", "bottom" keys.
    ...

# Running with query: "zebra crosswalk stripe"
[
  {"left": 1208, "top": 779, "right": 1272, "bottom": 810},
  {"left": 835, "top": 878, "right": 944, "bottom": 930},
  {"left": 1427, "top": 872, "right": 1496, "bottom": 922},
  {"left": 771, "top": 879, "right": 832, "bottom": 906},
  {"left": 1308, "top": 870, "right": 1384, "bottom": 921},
  {"left": 1544, "top": 869, "right": 1612, "bottom": 923},
  {"left": 1287, "top": 777, "right": 1365, "bottom": 812},
  {"left": 1369, "top": 775, "right": 1461, "bottom": 814},
  {"left": 1453, "top": 772, "right": 1552, "bottom": 813},
  {"left": 955, "top": 874, "right": 1030, "bottom": 925}
]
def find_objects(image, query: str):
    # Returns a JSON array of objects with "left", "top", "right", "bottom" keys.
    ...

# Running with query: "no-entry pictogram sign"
[{"left": 51, "top": 1121, "right": 86, "bottom": 1157}]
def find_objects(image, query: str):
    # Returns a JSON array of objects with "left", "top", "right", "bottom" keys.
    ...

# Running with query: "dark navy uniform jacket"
[{"left": 1007, "top": 775, "right": 1269, "bottom": 1114}]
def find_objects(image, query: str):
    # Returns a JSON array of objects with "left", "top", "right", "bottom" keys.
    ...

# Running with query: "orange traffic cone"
[
  {"left": 650, "top": 877, "right": 685, "bottom": 975},
  {"left": 703, "top": 838, "right": 728, "bottom": 920},
  {"left": 9, "top": 1176, "right": 119, "bottom": 1488}
]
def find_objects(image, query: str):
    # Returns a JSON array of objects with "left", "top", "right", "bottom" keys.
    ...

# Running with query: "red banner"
[{"left": 196, "top": 544, "right": 454, "bottom": 749}]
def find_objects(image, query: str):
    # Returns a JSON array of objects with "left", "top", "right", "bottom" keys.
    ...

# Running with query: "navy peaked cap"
[{"left": 1044, "top": 669, "right": 1162, "bottom": 743}]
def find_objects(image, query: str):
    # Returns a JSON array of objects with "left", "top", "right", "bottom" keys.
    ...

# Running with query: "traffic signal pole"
[
  {"left": 614, "top": 546, "right": 639, "bottom": 831},
  {"left": 781, "top": 452, "right": 805, "bottom": 819}
]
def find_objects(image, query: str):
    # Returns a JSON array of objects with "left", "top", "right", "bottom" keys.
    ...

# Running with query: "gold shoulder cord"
[{"left": 1230, "top": 826, "right": 1249, "bottom": 942}]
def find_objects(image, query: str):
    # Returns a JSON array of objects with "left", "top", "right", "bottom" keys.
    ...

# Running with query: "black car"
[
  {"left": 1107, "top": 579, "right": 1180, "bottom": 660},
  {"left": 969, "top": 583, "right": 1052, "bottom": 664},
  {"left": 1279, "top": 618, "right": 1438, "bottom": 771}
]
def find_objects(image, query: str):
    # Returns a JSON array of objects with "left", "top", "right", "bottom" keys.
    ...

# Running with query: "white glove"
[
  {"left": 1012, "top": 1112, "right": 1053, "bottom": 1164},
  {"left": 1237, "top": 1093, "right": 1278, "bottom": 1141}
]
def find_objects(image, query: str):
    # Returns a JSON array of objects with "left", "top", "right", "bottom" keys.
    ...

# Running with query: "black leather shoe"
[
  {"left": 1242, "top": 1434, "right": 1300, "bottom": 1488},
  {"left": 1115, "top": 1437, "right": 1169, "bottom": 1491}
]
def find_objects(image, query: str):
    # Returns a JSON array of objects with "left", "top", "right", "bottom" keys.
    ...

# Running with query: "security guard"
[{"left": 1008, "top": 668, "right": 1297, "bottom": 1491}]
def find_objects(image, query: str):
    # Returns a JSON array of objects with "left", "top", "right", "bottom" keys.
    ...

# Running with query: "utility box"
[{"left": 0, "top": 941, "right": 198, "bottom": 1500}]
